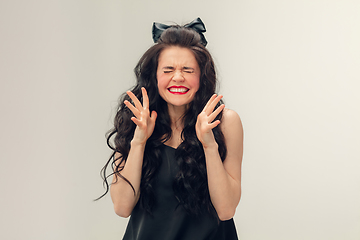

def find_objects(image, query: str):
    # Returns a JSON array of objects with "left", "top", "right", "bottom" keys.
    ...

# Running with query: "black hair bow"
[{"left": 152, "top": 17, "right": 207, "bottom": 46}]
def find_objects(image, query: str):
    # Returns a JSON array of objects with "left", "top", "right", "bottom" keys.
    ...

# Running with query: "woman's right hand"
[{"left": 124, "top": 87, "right": 157, "bottom": 145}]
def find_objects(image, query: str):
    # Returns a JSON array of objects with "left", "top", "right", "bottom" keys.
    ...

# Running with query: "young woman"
[{"left": 100, "top": 18, "right": 243, "bottom": 240}]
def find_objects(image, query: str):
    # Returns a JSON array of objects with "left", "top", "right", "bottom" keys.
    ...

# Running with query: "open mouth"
[{"left": 168, "top": 87, "right": 189, "bottom": 94}]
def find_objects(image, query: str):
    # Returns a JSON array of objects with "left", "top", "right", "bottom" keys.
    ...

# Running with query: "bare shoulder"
[
  {"left": 220, "top": 108, "right": 243, "bottom": 135},
  {"left": 220, "top": 108, "right": 243, "bottom": 164}
]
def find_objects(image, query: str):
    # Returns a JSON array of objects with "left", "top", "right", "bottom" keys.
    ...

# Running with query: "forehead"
[{"left": 158, "top": 46, "right": 198, "bottom": 67}]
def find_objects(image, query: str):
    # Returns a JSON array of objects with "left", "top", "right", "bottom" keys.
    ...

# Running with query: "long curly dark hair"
[{"left": 98, "top": 24, "right": 227, "bottom": 216}]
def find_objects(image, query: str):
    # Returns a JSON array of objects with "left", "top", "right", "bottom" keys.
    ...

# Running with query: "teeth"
[{"left": 169, "top": 88, "right": 188, "bottom": 93}]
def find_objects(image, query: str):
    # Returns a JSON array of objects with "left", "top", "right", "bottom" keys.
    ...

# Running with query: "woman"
[{"left": 100, "top": 18, "right": 243, "bottom": 240}]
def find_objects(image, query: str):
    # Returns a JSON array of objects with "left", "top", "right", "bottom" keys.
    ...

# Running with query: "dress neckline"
[{"left": 162, "top": 142, "right": 178, "bottom": 150}]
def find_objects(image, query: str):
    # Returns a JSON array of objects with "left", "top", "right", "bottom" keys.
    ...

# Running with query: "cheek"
[
  {"left": 190, "top": 75, "right": 200, "bottom": 92},
  {"left": 156, "top": 74, "right": 169, "bottom": 97},
  {"left": 156, "top": 75, "right": 166, "bottom": 89}
]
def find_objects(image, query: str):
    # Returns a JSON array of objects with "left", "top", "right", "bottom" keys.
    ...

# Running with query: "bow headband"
[{"left": 152, "top": 17, "right": 208, "bottom": 47}]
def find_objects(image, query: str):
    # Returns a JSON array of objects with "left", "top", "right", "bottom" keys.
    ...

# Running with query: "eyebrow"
[
  {"left": 162, "top": 66, "right": 195, "bottom": 70},
  {"left": 162, "top": 66, "right": 175, "bottom": 70},
  {"left": 183, "top": 67, "right": 195, "bottom": 71}
]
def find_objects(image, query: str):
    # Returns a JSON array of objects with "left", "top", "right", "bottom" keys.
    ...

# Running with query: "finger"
[
  {"left": 150, "top": 110, "right": 157, "bottom": 122},
  {"left": 149, "top": 111, "right": 157, "bottom": 127},
  {"left": 208, "top": 120, "right": 221, "bottom": 129},
  {"left": 202, "top": 94, "right": 217, "bottom": 113},
  {"left": 205, "top": 95, "right": 223, "bottom": 115},
  {"left": 126, "top": 90, "right": 143, "bottom": 110},
  {"left": 208, "top": 104, "right": 225, "bottom": 123},
  {"left": 130, "top": 116, "right": 142, "bottom": 126},
  {"left": 141, "top": 87, "right": 149, "bottom": 110},
  {"left": 124, "top": 100, "right": 140, "bottom": 118}
]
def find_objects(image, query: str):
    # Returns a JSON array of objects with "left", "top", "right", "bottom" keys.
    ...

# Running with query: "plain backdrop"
[{"left": 0, "top": 0, "right": 359, "bottom": 239}]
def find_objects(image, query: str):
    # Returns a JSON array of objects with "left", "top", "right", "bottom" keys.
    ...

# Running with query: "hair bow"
[{"left": 152, "top": 17, "right": 208, "bottom": 46}]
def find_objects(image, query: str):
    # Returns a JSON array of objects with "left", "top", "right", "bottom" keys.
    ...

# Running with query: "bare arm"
[
  {"left": 110, "top": 88, "right": 157, "bottom": 218},
  {"left": 196, "top": 95, "right": 243, "bottom": 220}
]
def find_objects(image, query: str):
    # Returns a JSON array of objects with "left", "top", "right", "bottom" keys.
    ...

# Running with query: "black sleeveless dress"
[{"left": 122, "top": 144, "right": 238, "bottom": 240}]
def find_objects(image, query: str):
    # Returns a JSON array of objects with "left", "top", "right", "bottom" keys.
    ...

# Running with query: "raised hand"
[
  {"left": 195, "top": 94, "right": 225, "bottom": 148},
  {"left": 124, "top": 87, "right": 157, "bottom": 145}
]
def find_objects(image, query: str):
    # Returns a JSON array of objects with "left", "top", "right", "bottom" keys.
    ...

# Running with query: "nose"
[{"left": 172, "top": 70, "right": 184, "bottom": 82}]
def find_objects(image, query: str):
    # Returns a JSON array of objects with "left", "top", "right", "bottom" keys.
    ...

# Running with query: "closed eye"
[
  {"left": 163, "top": 66, "right": 174, "bottom": 73},
  {"left": 183, "top": 67, "right": 194, "bottom": 73}
]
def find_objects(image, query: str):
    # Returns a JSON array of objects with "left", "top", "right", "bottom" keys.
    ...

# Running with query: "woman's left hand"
[{"left": 195, "top": 94, "right": 225, "bottom": 148}]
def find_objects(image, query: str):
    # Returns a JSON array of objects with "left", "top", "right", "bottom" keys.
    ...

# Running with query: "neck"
[{"left": 167, "top": 104, "right": 187, "bottom": 130}]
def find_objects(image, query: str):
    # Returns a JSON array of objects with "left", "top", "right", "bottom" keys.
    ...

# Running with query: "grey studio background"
[{"left": 0, "top": 0, "right": 359, "bottom": 240}]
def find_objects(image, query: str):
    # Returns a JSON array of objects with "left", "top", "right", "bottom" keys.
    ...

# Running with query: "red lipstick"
[{"left": 167, "top": 86, "right": 189, "bottom": 95}]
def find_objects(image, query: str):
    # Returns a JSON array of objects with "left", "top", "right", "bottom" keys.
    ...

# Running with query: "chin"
[{"left": 166, "top": 101, "right": 191, "bottom": 108}]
